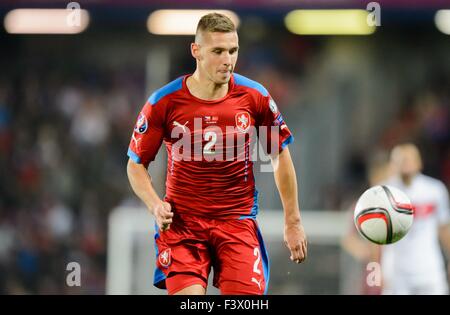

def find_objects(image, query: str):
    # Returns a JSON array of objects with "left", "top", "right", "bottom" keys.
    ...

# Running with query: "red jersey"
[{"left": 127, "top": 73, "right": 293, "bottom": 219}]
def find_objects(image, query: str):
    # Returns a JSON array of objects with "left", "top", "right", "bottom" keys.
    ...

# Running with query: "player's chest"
[
  {"left": 405, "top": 186, "right": 439, "bottom": 219},
  {"left": 166, "top": 98, "right": 256, "bottom": 135}
]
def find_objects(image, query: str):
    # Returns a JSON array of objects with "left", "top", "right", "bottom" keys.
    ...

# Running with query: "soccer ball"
[{"left": 354, "top": 185, "right": 414, "bottom": 245}]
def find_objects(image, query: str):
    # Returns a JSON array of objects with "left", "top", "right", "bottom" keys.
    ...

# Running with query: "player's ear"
[{"left": 191, "top": 42, "right": 201, "bottom": 60}]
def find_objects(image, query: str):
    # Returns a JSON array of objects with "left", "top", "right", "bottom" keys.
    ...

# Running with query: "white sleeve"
[{"left": 436, "top": 182, "right": 450, "bottom": 226}]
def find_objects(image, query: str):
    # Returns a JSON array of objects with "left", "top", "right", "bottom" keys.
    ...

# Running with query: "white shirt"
[{"left": 381, "top": 173, "right": 450, "bottom": 286}]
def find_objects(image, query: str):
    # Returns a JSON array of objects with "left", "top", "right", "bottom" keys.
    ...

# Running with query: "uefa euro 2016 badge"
[
  {"left": 134, "top": 113, "right": 148, "bottom": 134},
  {"left": 269, "top": 98, "right": 278, "bottom": 114},
  {"left": 159, "top": 248, "right": 171, "bottom": 268},
  {"left": 235, "top": 112, "right": 251, "bottom": 133}
]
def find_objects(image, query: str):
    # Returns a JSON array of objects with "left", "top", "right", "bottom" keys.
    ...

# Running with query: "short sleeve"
[
  {"left": 256, "top": 94, "right": 294, "bottom": 155},
  {"left": 127, "top": 101, "right": 165, "bottom": 166}
]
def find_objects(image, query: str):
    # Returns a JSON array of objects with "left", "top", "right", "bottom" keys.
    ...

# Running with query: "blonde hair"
[{"left": 196, "top": 13, "right": 236, "bottom": 38}]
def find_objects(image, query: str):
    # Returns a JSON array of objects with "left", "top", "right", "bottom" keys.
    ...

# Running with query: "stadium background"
[{"left": 0, "top": 0, "right": 449, "bottom": 294}]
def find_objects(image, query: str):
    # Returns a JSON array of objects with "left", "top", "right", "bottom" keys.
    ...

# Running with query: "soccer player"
[
  {"left": 381, "top": 143, "right": 450, "bottom": 294},
  {"left": 126, "top": 13, "right": 307, "bottom": 295}
]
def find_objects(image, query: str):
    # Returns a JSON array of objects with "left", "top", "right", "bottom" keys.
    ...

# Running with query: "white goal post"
[{"left": 106, "top": 207, "right": 350, "bottom": 295}]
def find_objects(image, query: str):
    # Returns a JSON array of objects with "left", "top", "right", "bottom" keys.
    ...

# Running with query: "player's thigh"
[
  {"left": 213, "top": 219, "right": 269, "bottom": 295},
  {"left": 155, "top": 217, "right": 212, "bottom": 294},
  {"left": 173, "top": 283, "right": 206, "bottom": 295}
]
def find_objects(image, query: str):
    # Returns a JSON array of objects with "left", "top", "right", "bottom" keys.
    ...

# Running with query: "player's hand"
[
  {"left": 284, "top": 223, "right": 307, "bottom": 264},
  {"left": 153, "top": 201, "right": 173, "bottom": 232}
]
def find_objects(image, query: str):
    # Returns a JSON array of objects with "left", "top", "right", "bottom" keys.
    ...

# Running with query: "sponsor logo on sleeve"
[
  {"left": 269, "top": 99, "right": 278, "bottom": 114},
  {"left": 134, "top": 113, "right": 148, "bottom": 134}
]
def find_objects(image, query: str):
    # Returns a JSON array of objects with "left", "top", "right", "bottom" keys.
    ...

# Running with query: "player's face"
[
  {"left": 195, "top": 31, "right": 239, "bottom": 85},
  {"left": 391, "top": 147, "right": 422, "bottom": 177}
]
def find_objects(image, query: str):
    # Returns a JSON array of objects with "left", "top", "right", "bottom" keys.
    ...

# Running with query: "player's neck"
[
  {"left": 400, "top": 174, "right": 415, "bottom": 187},
  {"left": 187, "top": 71, "right": 229, "bottom": 101}
]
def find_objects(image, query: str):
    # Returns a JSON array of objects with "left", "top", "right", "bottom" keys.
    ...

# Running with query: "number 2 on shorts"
[{"left": 253, "top": 247, "right": 261, "bottom": 275}]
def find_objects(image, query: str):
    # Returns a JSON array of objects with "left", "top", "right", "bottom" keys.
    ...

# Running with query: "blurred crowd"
[
  {"left": 345, "top": 78, "right": 450, "bottom": 202},
  {"left": 377, "top": 87, "right": 450, "bottom": 185},
  {"left": 0, "top": 65, "right": 147, "bottom": 293}
]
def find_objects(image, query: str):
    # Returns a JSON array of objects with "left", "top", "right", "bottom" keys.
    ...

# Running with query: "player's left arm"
[
  {"left": 438, "top": 224, "right": 450, "bottom": 280},
  {"left": 255, "top": 89, "right": 307, "bottom": 263},
  {"left": 439, "top": 223, "right": 450, "bottom": 256},
  {"left": 436, "top": 182, "right": 450, "bottom": 278},
  {"left": 272, "top": 147, "right": 307, "bottom": 264}
]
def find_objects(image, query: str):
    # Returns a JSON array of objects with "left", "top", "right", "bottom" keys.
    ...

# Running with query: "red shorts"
[{"left": 153, "top": 213, "right": 269, "bottom": 295}]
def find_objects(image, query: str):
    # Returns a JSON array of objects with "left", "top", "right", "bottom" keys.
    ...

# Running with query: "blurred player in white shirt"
[{"left": 381, "top": 143, "right": 450, "bottom": 295}]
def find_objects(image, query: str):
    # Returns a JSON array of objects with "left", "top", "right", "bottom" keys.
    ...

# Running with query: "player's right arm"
[
  {"left": 126, "top": 100, "right": 173, "bottom": 231},
  {"left": 127, "top": 160, "right": 173, "bottom": 230}
]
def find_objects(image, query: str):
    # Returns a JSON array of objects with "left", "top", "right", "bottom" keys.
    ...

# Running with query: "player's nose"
[{"left": 222, "top": 52, "right": 232, "bottom": 66}]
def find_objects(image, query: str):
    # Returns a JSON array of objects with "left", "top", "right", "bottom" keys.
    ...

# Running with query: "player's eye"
[{"left": 230, "top": 48, "right": 238, "bottom": 54}]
